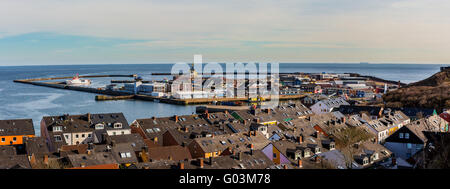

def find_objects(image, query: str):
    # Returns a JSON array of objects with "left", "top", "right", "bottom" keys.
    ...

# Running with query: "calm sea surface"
[{"left": 0, "top": 63, "right": 447, "bottom": 135}]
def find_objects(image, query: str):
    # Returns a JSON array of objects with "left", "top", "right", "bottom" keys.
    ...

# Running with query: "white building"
[{"left": 310, "top": 97, "right": 350, "bottom": 114}]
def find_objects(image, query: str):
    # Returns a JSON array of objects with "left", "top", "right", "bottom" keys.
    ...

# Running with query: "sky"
[{"left": 0, "top": 0, "right": 450, "bottom": 65}]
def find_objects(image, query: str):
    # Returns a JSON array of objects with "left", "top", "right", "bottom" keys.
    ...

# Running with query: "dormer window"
[
  {"left": 330, "top": 142, "right": 335, "bottom": 150},
  {"left": 95, "top": 123, "right": 104, "bottom": 130},
  {"left": 304, "top": 150, "right": 311, "bottom": 158},
  {"left": 373, "top": 153, "right": 379, "bottom": 160},
  {"left": 53, "top": 126, "right": 62, "bottom": 132},
  {"left": 315, "top": 147, "right": 321, "bottom": 154},
  {"left": 114, "top": 123, "right": 123, "bottom": 129},
  {"left": 405, "top": 133, "right": 409, "bottom": 139},
  {"left": 363, "top": 157, "right": 369, "bottom": 165},
  {"left": 120, "top": 152, "right": 132, "bottom": 158}
]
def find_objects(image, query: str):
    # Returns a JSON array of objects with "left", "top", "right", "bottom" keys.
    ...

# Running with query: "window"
[
  {"left": 273, "top": 153, "right": 277, "bottom": 158},
  {"left": 95, "top": 124, "right": 104, "bottom": 130},
  {"left": 53, "top": 126, "right": 62, "bottom": 132},
  {"left": 120, "top": 152, "right": 132, "bottom": 158},
  {"left": 1, "top": 138, "right": 5, "bottom": 142},
  {"left": 82, "top": 134, "right": 85, "bottom": 138},
  {"left": 114, "top": 123, "right": 123, "bottom": 129},
  {"left": 88, "top": 134, "right": 92, "bottom": 138},
  {"left": 13, "top": 137, "right": 16, "bottom": 142},
  {"left": 75, "top": 134, "right": 79, "bottom": 138},
  {"left": 54, "top": 135, "right": 62, "bottom": 142},
  {"left": 363, "top": 159, "right": 369, "bottom": 165},
  {"left": 405, "top": 133, "right": 409, "bottom": 139},
  {"left": 407, "top": 143, "right": 412, "bottom": 149},
  {"left": 399, "top": 133, "right": 404, "bottom": 139},
  {"left": 121, "top": 131, "right": 125, "bottom": 135}
]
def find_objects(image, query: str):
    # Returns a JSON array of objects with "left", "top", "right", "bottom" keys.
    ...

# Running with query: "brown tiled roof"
[
  {"left": 60, "top": 144, "right": 89, "bottom": 154},
  {"left": 42, "top": 113, "right": 129, "bottom": 133},
  {"left": 0, "top": 119, "right": 35, "bottom": 136},
  {"left": 106, "top": 133, "right": 147, "bottom": 152},
  {"left": 0, "top": 146, "right": 17, "bottom": 156},
  {"left": 69, "top": 163, "right": 119, "bottom": 169},
  {"left": 67, "top": 152, "right": 117, "bottom": 167},
  {"left": 147, "top": 145, "right": 192, "bottom": 161},
  {"left": 0, "top": 155, "right": 32, "bottom": 169},
  {"left": 193, "top": 131, "right": 270, "bottom": 154},
  {"left": 25, "top": 137, "right": 50, "bottom": 156},
  {"left": 141, "top": 150, "right": 276, "bottom": 169}
]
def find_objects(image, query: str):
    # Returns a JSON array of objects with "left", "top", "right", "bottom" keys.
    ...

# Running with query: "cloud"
[{"left": 0, "top": 0, "right": 450, "bottom": 64}]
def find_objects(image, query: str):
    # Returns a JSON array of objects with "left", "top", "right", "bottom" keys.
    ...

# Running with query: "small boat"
[{"left": 66, "top": 74, "right": 91, "bottom": 86}]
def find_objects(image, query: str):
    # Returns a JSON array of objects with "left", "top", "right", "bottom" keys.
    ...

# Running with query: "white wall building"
[{"left": 310, "top": 97, "right": 350, "bottom": 114}]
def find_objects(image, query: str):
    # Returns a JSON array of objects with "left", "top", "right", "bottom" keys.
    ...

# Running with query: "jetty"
[{"left": 14, "top": 74, "right": 306, "bottom": 106}]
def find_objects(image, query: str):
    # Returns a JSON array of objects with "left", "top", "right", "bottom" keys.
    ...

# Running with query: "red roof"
[{"left": 440, "top": 113, "right": 450, "bottom": 123}]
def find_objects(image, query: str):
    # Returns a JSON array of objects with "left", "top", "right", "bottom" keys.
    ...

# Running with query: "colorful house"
[
  {"left": 0, "top": 119, "right": 35, "bottom": 146},
  {"left": 261, "top": 143, "right": 291, "bottom": 165}
]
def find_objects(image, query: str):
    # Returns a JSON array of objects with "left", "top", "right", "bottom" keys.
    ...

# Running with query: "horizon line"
[{"left": 1, "top": 62, "right": 449, "bottom": 67}]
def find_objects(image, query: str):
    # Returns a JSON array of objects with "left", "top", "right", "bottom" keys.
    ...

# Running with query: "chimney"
[
  {"left": 199, "top": 158, "right": 204, "bottom": 168},
  {"left": 283, "top": 164, "right": 288, "bottom": 169},
  {"left": 256, "top": 118, "right": 260, "bottom": 124},
  {"left": 87, "top": 150, "right": 92, "bottom": 155},
  {"left": 184, "top": 127, "right": 189, "bottom": 133},
  {"left": 316, "top": 130, "right": 320, "bottom": 138},
  {"left": 243, "top": 119, "right": 247, "bottom": 125},
  {"left": 267, "top": 109, "right": 271, "bottom": 114},
  {"left": 298, "top": 135, "right": 303, "bottom": 144},
  {"left": 43, "top": 155, "right": 49, "bottom": 165},
  {"left": 174, "top": 115, "right": 179, "bottom": 122},
  {"left": 209, "top": 157, "right": 213, "bottom": 165},
  {"left": 179, "top": 162, "right": 185, "bottom": 169},
  {"left": 152, "top": 116, "right": 156, "bottom": 121},
  {"left": 141, "top": 147, "right": 149, "bottom": 162},
  {"left": 238, "top": 151, "right": 243, "bottom": 161},
  {"left": 168, "top": 156, "right": 173, "bottom": 160},
  {"left": 153, "top": 137, "right": 158, "bottom": 144},
  {"left": 87, "top": 113, "right": 91, "bottom": 123},
  {"left": 298, "top": 159, "right": 303, "bottom": 168},
  {"left": 224, "top": 110, "right": 228, "bottom": 115},
  {"left": 206, "top": 112, "right": 210, "bottom": 119},
  {"left": 315, "top": 156, "right": 320, "bottom": 163},
  {"left": 29, "top": 153, "right": 36, "bottom": 165}
]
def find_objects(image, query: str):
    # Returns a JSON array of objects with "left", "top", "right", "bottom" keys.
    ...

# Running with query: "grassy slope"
[{"left": 383, "top": 70, "right": 450, "bottom": 109}]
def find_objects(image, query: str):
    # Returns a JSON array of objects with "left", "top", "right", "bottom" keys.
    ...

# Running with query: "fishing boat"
[{"left": 66, "top": 74, "right": 91, "bottom": 86}]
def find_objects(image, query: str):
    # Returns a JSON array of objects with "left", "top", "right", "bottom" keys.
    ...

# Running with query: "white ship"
[{"left": 66, "top": 74, "right": 91, "bottom": 86}]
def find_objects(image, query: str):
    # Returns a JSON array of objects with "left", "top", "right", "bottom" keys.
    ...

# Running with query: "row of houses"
[{"left": 1, "top": 101, "right": 448, "bottom": 169}]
